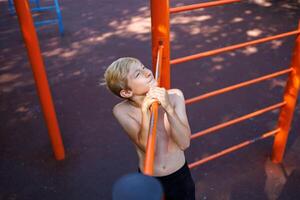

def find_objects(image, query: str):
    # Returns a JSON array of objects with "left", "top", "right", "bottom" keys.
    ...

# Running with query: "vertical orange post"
[
  {"left": 151, "top": 0, "right": 170, "bottom": 89},
  {"left": 13, "top": 0, "right": 65, "bottom": 160},
  {"left": 271, "top": 21, "right": 300, "bottom": 163}
]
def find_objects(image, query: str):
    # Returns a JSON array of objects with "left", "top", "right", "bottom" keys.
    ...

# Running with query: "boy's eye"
[{"left": 135, "top": 73, "right": 140, "bottom": 78}]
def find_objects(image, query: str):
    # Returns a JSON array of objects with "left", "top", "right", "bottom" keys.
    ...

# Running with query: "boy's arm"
[
  {"left": 165, "top": 89, "right": 191, "bottom": 150},
  {"left": 113, "top": 105, "right": 151, "bottom": 152}
]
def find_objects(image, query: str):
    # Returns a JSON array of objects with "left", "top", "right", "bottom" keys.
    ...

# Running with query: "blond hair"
[{"left": 100, "top": 57, "right": 141, "bottom": 98}]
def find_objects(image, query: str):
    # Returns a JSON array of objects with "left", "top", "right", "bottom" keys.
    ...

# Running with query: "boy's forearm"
[
  {"left": 165, "top": 106, "right": 191, "bottom": 150},
  {"left": 137, "top": 110, "right": 151, "bottom": 152}
]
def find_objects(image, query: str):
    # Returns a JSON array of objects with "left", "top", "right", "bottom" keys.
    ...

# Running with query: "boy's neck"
[{"left": 128, "top": 95, "right": 146, "bottom": 108}]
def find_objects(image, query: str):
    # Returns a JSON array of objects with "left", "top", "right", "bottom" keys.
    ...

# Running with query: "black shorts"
[{"left": 138, "top": 161, "right": 195, "bottom": 200}]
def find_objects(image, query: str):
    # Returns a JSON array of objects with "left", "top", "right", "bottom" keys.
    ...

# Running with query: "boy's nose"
[{"left": 144, "top": 70, "right": 151, "bottom": 77}]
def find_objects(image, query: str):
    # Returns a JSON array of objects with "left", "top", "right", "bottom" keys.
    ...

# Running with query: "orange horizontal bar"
[
  {"left": 170, "top": 0, "right": 241, "bottom": 14},
  {"left": 171, "top": 30, "right": 300, "bottom": 65},
  {"left": 186, "top": 68, "right": 293, "bottom": 105},
  {"left": 191, "top": 101, "right": 285, "bottom": 139},
  {"left": 189, "top": 128, "right": 279, "bottom": 168}
]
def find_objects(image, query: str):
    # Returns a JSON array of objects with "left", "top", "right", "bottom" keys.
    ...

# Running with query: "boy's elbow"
[
  {"left": 137, "top": 136, "right": 147, "bottom": 153},
  {"left": 179, "top": 139, "right": 190, "bottom": 151},
  {"left": 180, "top": 130, "right": 191, "bottom": 150}
]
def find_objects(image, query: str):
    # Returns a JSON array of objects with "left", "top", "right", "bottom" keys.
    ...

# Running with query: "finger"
[
  {"left": 150, "top": 93, "right": 164, "bottom": 100},
  {"left": 154, "top": 91, "right": 164, "bottom": 96},
  {"left": 149, "top": 86, "right": 155, "bottom": 91},
  {"left": 150, "top": 92, "right": 163, "bottom": 98},
  {"left": 153, "top": 98, "right": 160, "bottom": 104},
  {"left": 155, "top": 87, "right": 164, "bottom": 91},
  {"left": 146, "top": 94, "right": 155, "bottom": 99},
  {"left": 150, "top": 98, "right": 159, "bottom": 103},
  {"left": 152, "top": 87, "right": 161, "bottom": 92},
  {"left": 148, "top": 89, "right": 156, "bottom": 95},
  {"left": 148, "top": 100, "right": 159, "bottom": 109},
  {"left": 146, "top": 96, "right": 158, "bottom": 102},
  {"left": 153, "top": 88, "right": 164, "bottom": 93}
]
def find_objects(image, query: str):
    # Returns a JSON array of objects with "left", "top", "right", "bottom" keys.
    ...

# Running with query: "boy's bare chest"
[{"left": 129, "top": 107, "right": 170, "bottom": 135}]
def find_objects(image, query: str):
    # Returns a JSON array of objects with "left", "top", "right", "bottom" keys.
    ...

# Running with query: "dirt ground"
[{"left": 1, "top": 0, "right": 300, "bottom": 199}]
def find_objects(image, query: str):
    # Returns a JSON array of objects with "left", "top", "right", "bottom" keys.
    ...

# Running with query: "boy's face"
[{"left": 123, "top": 62, "right": 157, "bottom": 97}]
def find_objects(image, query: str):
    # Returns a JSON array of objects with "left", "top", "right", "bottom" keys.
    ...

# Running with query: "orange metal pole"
[
  {"left": 144, "top": 45, "right": 163, "bottom": 175},
  {"left": 146, "top": 0, "right": 169, "bottom": 173},
  {"left": 186, "top": 68, "right": 292, "bottom": 105},
  {"left": 151, "top": 0, "right": 170, "bottom": 89},
  {"left": 170, "top": 0, "right": 241, "bottom": 14},
  {"left": 13, "top": 0, "right": 65, "bottom": 160},
  {"left": 189, "top": 129, "right": 279, "bottom": 169},
  {"left": 144, "top": 102, "right": 159, "bottom": 175},
  {"left": 171, "top": 29, "right": 300, "bottom": 65},
  {"left": 271, "top": 22, "right": 300, "bottom": 163},
  {"left": 191, "top": 102, "right": 285, "bottom": 139}
]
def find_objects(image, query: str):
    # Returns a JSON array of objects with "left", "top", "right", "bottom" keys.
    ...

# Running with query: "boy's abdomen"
[
  {"left": 137, "top": 147, "right": 186, "bottom": 177},
  {"left": 137, "top": 105, "right": 186, "bottom": 177}
]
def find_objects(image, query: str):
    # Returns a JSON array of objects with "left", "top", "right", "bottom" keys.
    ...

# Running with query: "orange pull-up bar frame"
[
  {"left": 13, "top": 0, "right": 65, "bottom": 160},
  {"left": 151, "top": 0, "right": 300, "bottom": 168}
]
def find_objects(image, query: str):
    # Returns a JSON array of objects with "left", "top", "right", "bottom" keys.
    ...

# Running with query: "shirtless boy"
[{"left": 103, "top": 57, "right": 195, "bottom": 200}]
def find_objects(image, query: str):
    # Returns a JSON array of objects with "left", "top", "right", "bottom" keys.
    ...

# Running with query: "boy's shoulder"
[
  {"left": 167, "top": 88, "right": 184, "bottom": 97},
  {"left": 113, "top": 100, "right": 130, "bottom": 113},
  {"left": 112, "top": 100, "right": 138, "bottom": 119},
  {"left": 167, "top": 88, "right": 185, "bottom": 105}
]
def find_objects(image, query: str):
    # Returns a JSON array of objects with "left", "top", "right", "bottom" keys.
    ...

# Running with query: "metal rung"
[
  {"left": 34, "top": 19, "right": 58, "bottom": 26},
  {"left": 191, "top": 102, "right": 285, "bottom": 139},
  {"left": 170, "top": 0, "right": 240, "bottom": 14},
  {"left": 185, "top": 68, "right": 292, "bottom": 105},
  {"left": 32, "top": 6, "right": 55, "bottom": 12},
  {"left": 171, "top": 30, "right": 300, "bottom": 65},
  {"left": 189, "top": 128, "right": 279, "bottom": 169}
]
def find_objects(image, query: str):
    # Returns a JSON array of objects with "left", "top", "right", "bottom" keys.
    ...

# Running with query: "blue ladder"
[{"left": 8, "top": 0, "right": 64, "bottom": 36}]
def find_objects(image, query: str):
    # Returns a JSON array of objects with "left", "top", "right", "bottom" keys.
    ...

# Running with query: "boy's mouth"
[
  {"left": 148, "top": 76, "right": 154, "bottom": 83},
  {"left": 148, "top": 78, "right": 158, "bottom": 86}
]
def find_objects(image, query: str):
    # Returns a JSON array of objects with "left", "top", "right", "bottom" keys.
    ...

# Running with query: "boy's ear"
[{"left": 120, "top": 89, "right": 133, "bottom": 98}]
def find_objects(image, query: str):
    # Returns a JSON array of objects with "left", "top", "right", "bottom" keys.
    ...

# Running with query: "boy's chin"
[{"left": 149, "top": 80, "right": 158, "bottom": 87}]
